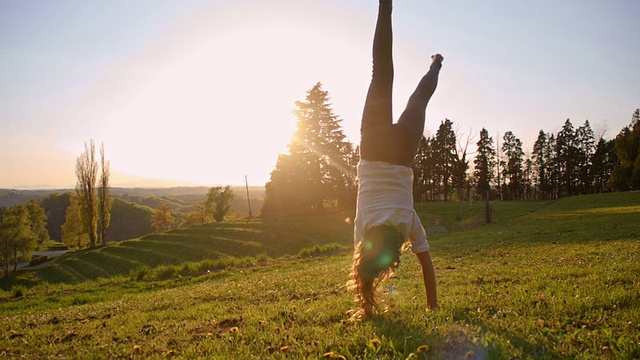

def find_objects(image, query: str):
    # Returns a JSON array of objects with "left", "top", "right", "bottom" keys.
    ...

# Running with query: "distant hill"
[
  {"left": 0, "top": 186, "right": 265, "bottom": 209},
  {"left": 1, "top": 186, "right": 266, "bottom": 242}
]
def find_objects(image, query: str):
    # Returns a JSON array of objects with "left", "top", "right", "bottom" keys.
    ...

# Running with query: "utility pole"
[{"left": 245, "top": 175, "right": 253, "bottom": 219}]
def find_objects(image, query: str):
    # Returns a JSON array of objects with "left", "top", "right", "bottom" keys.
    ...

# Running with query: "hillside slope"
[
  {"left": 32, "top": 212, "right": 355, "bottom": 283},
  {"left": 0, "top": 192, "right": 638, "bottom": 358}
]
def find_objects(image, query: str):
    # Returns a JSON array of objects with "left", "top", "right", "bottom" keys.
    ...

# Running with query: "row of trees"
[
  {"left": 262, "top": 83, "right": 639, "bottom": 213},
  {"left": 610, "top": 109, "right": 640, "bottom": 190},
  {"left": 470, "top": 110, "right": 639, "bottom": 201}
]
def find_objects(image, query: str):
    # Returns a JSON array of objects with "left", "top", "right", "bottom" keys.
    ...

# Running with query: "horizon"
[
  {"left": 0, "top": 180, "right": 267, "bottom": 192},
  {"left": 2, "top": 0, "right": 639, "bottom": 189}
]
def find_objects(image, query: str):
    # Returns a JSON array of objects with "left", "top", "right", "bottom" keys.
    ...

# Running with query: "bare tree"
[
  {"left": 456, "top": 127, "right": 475, "bottom": 201},
  {"left": 98, "top": 143, "right": 112, "bottom": 245},
  {"left": 593, "top": 120, "right": 610, "bottom": 141},
  {"left": 75, "top": 140, "right": 98, "bottom": 247},
  {"left": 495, "top": 131, "right": 503, "bottom": 201}
]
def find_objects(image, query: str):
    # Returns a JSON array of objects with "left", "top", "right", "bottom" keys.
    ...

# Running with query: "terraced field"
[{"left": 34, "top": 214, "right": 355, "bottom": 283}]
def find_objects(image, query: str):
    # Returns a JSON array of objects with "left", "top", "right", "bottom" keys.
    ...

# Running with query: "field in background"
[{"left": 1, "top": 192, "right": 638, "bottom": 359}]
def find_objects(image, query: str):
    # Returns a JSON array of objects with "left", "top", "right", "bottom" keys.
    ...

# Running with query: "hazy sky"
[{"left": 2, "top": 0, "right": 639, "bottom": 189}]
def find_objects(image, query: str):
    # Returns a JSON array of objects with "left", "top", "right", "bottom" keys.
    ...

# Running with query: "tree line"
[
  {"left": 152, "top": 185, "right": 235, "bottom": 231},
  {"left": 263, "top": 83, "right": 639, "bottom": 213}
]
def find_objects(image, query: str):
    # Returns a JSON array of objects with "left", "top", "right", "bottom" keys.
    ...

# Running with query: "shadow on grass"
[
  {"left": 449, "top": 307, "right": 562, "bottom": 359},
  {"left": 360, "top": 306, "right": 565, "bottom": 359},
  {"left": 365, "top": 314, "right": 493, "bottom": 359},
  {"left": 0, "top": 270, "right": 41, "bottom": 291}
]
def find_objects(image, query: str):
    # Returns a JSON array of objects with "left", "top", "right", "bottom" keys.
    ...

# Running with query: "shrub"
[
  {"left": 129, "top": 266, "right": 150, "bottom": 281},
  {"left": 298, "top": 243, "right": 345, "bottom": 258},
  {"left": 255, "top": 253, "right": 269, "bottom": 263},
  {"left": 152, "top": 266, "right": 179, "bottom": 281},
  {"left": 179, "top": 262, "right": 199, "bottom": 277},
  {"left": 11, "top": 285, "right": 27, "bottom": 298}
]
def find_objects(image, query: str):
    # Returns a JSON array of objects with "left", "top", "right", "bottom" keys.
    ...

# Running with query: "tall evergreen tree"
[
  {"left": 473, "top": 128, "right": 496, "bottom": 201},
  {"left": 412, "top": 136, "right": 434, "bottom": 202},
  {"left": 555, "top": 119, "right": 578, "bottom": 196},
  {"left": 432, "top": 119, "right": 458, "bottom": 201},
  {"left": 501, "top": 131, "right": 525, "bottom": 200},
  {"left": 548, "top": 134, "right": 560, "bottom": 199},
  {"left": 575, "top": 120, "right": 596, "bottom": 194},
  {"left": 263, "top": 83, "right": 355, "bottom": 213},
  {"left": 532, "top": 131, "right": 551, "bottom": 199}
]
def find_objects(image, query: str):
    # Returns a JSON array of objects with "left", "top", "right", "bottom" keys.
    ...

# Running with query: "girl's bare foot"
[{"left": 431, "top": 54, "right": 444, "bottom": 64}]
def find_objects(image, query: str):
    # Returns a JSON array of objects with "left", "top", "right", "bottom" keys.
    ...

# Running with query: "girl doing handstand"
[{"left": 349, "top": 0, "right": 443, "bottom": 318}]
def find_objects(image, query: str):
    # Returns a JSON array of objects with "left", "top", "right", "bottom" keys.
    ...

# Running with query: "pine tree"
[
  {"left": 556, "top": 119, "right": 578, "bottom": 196},
  {"left": 412, "top": 136, "right": 434, "bottom": 202},
  {"left": 575, "top": 120, "right": 596, "bottom": 194},
  {"left": 532, "top": 131, "right": 552, "bottom": 199},
  {"left": 473, "top": 128, "right": 496, "bottom": 201},
  {"left": 548, "top": 134, "right": 560, "bottom": 199},
  {"left": 263, "top": 83, "right": 355, "bottom": 213},
  {"left": 432, "top": 119, "right": 458, "bottom": 201},
  {"left": 501, "top": 131, "right": 525, "bottom": 200}
]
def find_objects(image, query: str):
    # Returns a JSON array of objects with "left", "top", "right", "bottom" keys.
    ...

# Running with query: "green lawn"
[{"left": 1, "top": 192, "right": 638, "bottom": 359}]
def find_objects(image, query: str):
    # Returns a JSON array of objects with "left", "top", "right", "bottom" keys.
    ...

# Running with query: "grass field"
[{"left": 1, "top": 192, "right": 639, "bottom": 359}]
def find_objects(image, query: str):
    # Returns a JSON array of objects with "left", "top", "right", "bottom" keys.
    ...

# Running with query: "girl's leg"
[
  {"left": 360, "top": 0, "right": 394, "bottom": 162},
  {"left": 392, "top": 55, "right": 443, "bottom": 165}
]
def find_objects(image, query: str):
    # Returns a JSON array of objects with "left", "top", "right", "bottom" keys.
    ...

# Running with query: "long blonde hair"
[{"left": 348, "top": 225, "right": 405, "bottom": 318}]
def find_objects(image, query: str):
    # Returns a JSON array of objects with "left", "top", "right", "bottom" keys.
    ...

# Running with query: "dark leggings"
[{"left": 360, "top": 0, "right": 441, "bottom": 167}]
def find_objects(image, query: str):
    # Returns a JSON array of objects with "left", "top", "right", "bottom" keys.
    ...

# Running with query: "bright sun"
[{"left": 56, "top": 2, "right": 371, "bottom": 187}]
